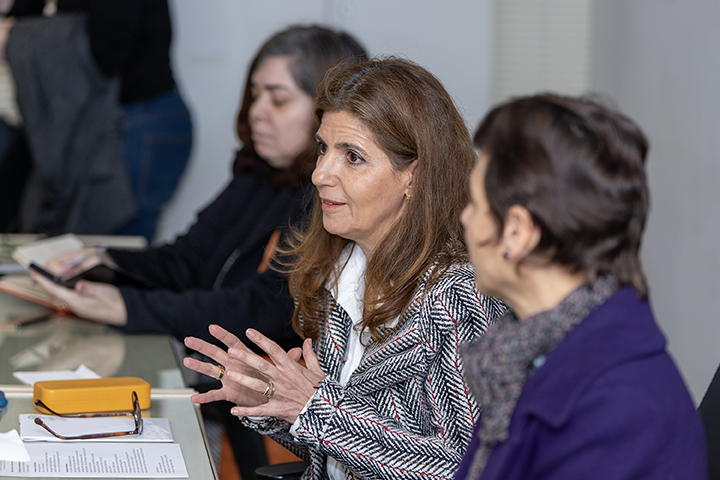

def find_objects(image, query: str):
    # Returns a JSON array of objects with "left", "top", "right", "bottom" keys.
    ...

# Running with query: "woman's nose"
[
  {"left": 312, "top": 154, "right": 335, "bottom": 186},
  {"left": 249, "top": 94, "right": 268, "bottom": 121}
]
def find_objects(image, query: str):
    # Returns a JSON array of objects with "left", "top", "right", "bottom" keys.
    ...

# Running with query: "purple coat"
[{"left": 455, "top": 287, "right": 707, "bottom": 480}]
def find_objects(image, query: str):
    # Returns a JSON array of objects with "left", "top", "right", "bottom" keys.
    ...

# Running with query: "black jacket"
[{"left": 109, "top": 167, "right": 308, "bottom": 351}]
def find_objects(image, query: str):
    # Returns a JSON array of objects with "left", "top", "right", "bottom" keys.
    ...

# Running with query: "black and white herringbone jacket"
[{"left": 243, "top": 259, "right": 506, "bottom": 480}]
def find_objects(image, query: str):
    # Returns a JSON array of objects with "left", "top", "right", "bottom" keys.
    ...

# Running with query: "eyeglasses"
[{"left": 33, "top": 391, "right": 143, "bottom": 440}]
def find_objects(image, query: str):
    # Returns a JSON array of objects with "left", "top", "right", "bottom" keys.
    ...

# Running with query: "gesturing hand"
[
  {"left": 184, "top": 325, "right": 325, "bottom": 423},
  {"left": 183, "top": 325, "right": 277, "bottom": 408},
  {"left": 224, "top": 328, "right": 326, "bottom": 424}
]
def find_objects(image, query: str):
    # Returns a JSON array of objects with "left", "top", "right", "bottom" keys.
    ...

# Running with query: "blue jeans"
[{"left": 115, "top": 88, "right": 192, "bottom": 243}]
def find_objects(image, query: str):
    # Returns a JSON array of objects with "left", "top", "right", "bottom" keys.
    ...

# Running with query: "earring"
[{"left": 404, "top": 192, "right": 412, "bottom": 199}]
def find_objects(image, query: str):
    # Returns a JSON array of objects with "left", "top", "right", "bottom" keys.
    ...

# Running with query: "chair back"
[{"left": 699, "top": 362, "right": 720, "bottom": 480}]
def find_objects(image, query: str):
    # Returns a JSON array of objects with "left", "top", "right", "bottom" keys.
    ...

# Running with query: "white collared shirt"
[{"left": 290, "top": 244, "right": 367, "bottom": 480}]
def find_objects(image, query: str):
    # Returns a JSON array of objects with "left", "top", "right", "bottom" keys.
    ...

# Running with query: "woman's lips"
[
  {"left": 320, "top": 197, "right": 345, "bottom": 210},
  {"left": 251, "top": 132, "right": 271, "bottom": 144}
]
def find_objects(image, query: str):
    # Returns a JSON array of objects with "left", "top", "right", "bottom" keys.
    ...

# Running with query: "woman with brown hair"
[
  {"left": 183, "top": 58, "right": 506, "bottom": 480},
  {"left": 455, "top": 93, "right": 706, "bottom": 480}
]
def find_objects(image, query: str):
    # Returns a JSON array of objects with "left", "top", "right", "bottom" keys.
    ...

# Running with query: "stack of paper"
[{"left": 11, "top": 233, "right": 85, "bottom": 269}]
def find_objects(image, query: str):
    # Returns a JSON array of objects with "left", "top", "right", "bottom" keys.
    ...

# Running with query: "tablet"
[{"left": 62, "top": 264, "right": 153, "bottom": 289}]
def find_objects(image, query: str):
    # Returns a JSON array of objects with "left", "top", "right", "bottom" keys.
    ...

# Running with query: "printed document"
[{"left": 0, "top": 443, "right": 188, "bottom": 478}]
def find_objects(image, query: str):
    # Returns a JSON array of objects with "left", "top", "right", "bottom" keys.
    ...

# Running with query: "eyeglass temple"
[
  {"left": 32, "top": 391, "right": 142, "bottom": 439},
  {"left": 33, "top": 417, "right": 141, "bottom": 440}
]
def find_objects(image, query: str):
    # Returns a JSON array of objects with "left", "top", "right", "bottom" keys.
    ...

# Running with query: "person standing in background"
[{"left": 3, "top": 0, "right": 192, "bottom": 243}]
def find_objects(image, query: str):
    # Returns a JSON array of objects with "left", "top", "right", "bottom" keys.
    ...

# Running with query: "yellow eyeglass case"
[{"left": 33, "top": 377, "right": 151, "bottom": 414}]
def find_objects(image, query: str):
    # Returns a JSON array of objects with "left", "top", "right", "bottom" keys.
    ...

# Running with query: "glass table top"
[{"left": 0, "top": 292, "right": 185, "bottom": 389}]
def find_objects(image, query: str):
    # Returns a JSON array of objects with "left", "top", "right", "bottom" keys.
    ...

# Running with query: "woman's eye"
[
  {"left": 271, "top": 96, "right": 290, "bottom": 107},
  {"left": 346, "top": 151, "right": 364, "bottom": 165}
]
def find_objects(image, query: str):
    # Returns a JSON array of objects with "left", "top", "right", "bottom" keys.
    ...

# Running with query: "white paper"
[
  {"left": 20, "top": 416, "right": 173, "bottom": 443},
  {"left": 0, "top": 430, "right": 30, "bottom": 462},
  {"left": 0, "top": 443, "right": 188, "bottom": 478},
  {"left": 13, "top": 364, "right": 101, "bottom": 386},
  {"left": 11, "top": 234, "right": 85, "bottom": 269},
  {"left": 0, "top": 261, "right": 26, "bottom": 275}
]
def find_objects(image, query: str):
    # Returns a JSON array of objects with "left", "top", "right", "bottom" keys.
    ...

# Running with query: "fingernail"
[
  {"left": 246, "top": 329, "right": 257, "bottom": 338},
  {"left": 228, "top": 348, "right": 239, "bottom": 357},
  {"left": 231, "top": 407, "right": 241, "bottom": 416}
]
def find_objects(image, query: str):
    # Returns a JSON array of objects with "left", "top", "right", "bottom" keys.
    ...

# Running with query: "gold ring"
[
  {"left": 216, "top": 365, "right": 226, "bottom": 381},
  {"left": 262, "top": 380, "right": 275, "bottom": 398}
]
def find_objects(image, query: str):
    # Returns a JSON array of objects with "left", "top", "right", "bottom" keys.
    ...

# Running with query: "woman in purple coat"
[{"left": 456, "top": 93, "right": 707, "bottom": 480}]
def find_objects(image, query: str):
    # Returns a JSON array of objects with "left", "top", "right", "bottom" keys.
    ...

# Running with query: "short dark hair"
[
  {"left": 234, "top": 25, "right": 367, "bottom": 190},
  {"left": 473, "top": 93, "right": 650, "bottom": 297}
]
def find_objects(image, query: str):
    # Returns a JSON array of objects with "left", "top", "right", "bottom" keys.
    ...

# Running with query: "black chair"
[
  {"left": 254, "top": 461, "right": 307, "bottom": 480},
  {"left": 699, "top": 362, "right": 720, "bottom": 480}
]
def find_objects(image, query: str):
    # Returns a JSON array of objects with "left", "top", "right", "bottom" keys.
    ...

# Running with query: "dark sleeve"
[
  {"left": 9, "top": 0, "right": 145, "bottom": 77},
  {"left": 108, "top": 177, "right": 242, "bottom": 291},
  {"left": 118, "top": 267, "right": 302, "bottom": 353},
  {"left": 7, "top": 0, "right": 45, "bottom": 16},
  {"left": 83, "top": 0, "right": 144, "bottom": 77}
]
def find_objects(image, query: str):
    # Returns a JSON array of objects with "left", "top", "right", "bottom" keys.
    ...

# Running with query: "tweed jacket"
[{"left": 243, "top": 253, "right": 507, "bottom": 480}]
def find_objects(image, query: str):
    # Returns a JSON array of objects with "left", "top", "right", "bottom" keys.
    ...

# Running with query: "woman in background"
[
  {"left": 456, "top": 93, "right": 706, "bottom": 480},
  {"left": 183, "top": 58, "right": 507, "bottom": 480}
]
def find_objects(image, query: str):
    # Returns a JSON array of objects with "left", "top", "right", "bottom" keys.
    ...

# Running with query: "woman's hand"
[
  {"left": 226, "top": 328, "right": 325, "bottom": 424},
  {"left": 45, "top": 247, "right": 116, "bottom": 277},
  {"left": 184, "top": 325, "right": 276, "bottom": 408},
  {"left": 184, "top": 325, "right": 325, "bottom": 424},
  {"left": 29, "top": 272, "right": 128, "bottom": 325}
]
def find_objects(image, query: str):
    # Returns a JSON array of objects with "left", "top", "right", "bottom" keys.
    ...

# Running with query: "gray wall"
[
  {"left": 592, "top": 0, "right": 720, "bottom": 403},
  {"left": 159, "top": 0, "right": 494, "bottom": 244}
]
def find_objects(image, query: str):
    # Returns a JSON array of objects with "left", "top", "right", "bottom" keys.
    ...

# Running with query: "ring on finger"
[
  {"left": 262, "top": 380, "right": 275, "bottom": 398},
  {"left": 216, "top": 365, "right": 226, "bottom": 381}
]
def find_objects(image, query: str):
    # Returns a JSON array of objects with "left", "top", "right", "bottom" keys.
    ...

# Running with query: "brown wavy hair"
[
  {"left": 233, "top": 25, "right": 367, "bottom": 190},
  {"left": 282, "top": 58, "right": 476, "bottom": 342},
  {"left": 474, "top": 93, "right": 650, "bottom": 297}
]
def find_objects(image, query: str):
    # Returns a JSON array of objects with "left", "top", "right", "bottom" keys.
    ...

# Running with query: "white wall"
[
  {"left": 491, "top": 0, "right": 593, "bottom": 104},
  {"left": 591, "top": 1, "right": 720, "bottom": 403},
  {"left": 158, "top": 0, "right": 494, "bottom": 244}
]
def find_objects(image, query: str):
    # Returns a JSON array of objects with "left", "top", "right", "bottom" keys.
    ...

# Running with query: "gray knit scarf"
[{"left": 459, "top": 275, "right": 618, "bottom": 480}]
